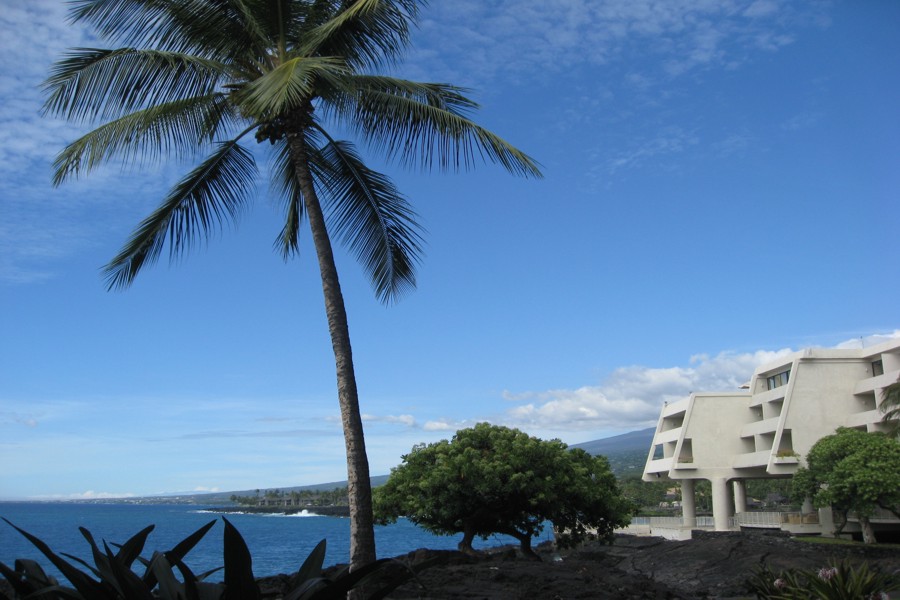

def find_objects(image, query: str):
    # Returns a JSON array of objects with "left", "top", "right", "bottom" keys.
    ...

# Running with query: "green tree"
[
  {"left": 880, "top": 376, "right": 900, "bottom": 437},
  {"left": 44, "top": 0, "right": 539, "bottom": 569},
  {"left": 793, "top": 428, "right": 900, "bottom": 544},
  {"left": 617, "top": 475, "right": 672, "bottom": 512},
  {"left": 374, "top": 423, "right": 633, "bottom": 560}
]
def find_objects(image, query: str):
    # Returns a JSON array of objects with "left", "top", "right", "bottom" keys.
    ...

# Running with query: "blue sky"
[{"left": 1, "top": 0, "right": 898, "bottom": 500}]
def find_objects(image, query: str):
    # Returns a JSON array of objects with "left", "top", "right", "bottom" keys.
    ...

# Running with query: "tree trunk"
[
  {"left": 858, "top": 515, "right": 878, "bottom": 544},
  {"left": 287, "top": 133, "right": 376, "bottom": 569},
  {"left": 458, "top": 523, "right": 477, "bottom": 556},
  {"left": 509, "top": 531, "right": 541, "bottom": 561},
  {"left": 833, "top": 509, "right": 848, "bottom": 536}
]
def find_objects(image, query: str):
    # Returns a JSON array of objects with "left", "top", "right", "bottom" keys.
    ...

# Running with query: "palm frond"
[
  {"left": 270, "top": 128, "right": 338, "bottom": 258},
  {"left": 68, "top": 0, "right": 267, "bottom": 58},
  {"left": 881, "top": 376, "right": 900, "bottom": 437},
  {"left": 336, "top": 77, "right": 542, "bottom": 178},
  {"left": 52, "top": 94, "right": 235, "bottom": 185},
  {"left": 43, "top": 47, "right": 229, "bottom": 123},
  {"left": 312, "top": 132, "right": 424, "bottom": 304},
  {"left": 297, "top": 0, "right": 421, "bottom": 70},
  {"left": 271, "top": 140, "right": 305, "bottom": 259},
  {"left": 238, "top": 56, "right": 350, "bottom": 119},
  {"left": 104, "top": 137, "right": 258, "bottom": 290},
  {"left": 325, "top": 75, "right": 480, "bottom": 116}
]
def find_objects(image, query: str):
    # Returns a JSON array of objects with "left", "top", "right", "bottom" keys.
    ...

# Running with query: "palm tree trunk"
[{"left": 287, "top": 133, "right": 377, "bottom": 569}]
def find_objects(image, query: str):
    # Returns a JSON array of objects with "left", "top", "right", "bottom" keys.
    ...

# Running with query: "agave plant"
[
  {"left": 747, "top": 560, "right": 899, "bottom": 600},
  {"left": 0, "top": 517, "right": 427, "bottom": 599}
]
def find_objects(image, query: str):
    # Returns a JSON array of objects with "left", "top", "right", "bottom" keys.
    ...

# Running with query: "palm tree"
[
  {"left": 881, "top": 376, "right": 900, "bottom": 437},
  {"left": 44, "top": 0, "right": 540, "bottom": 569}
]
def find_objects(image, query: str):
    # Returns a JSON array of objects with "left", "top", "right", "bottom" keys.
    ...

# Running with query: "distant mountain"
[
  {"left": 126, "top": 429, "right": 657, "bottom": 505},
  {"left": 569, "top": 427, "right": 655, "bottom": 456},
  {"left": 569, "top": 427, "right": 655, "bottom": 477},
  {"left": 154, "top": 475, "right": 392, "bottom": 505}
]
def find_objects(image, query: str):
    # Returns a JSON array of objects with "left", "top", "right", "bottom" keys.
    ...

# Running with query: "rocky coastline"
[
  {"left": 257, "top": 530, "right": 900, "bottom": 599},
  {"left": 206, "top": 505, "right": 350, "bottom": 517},
  {"left": 4, "top": 528, "right": 897, "bottom": 598},
  {"left": 388, "top": 530, "right": 900, "bottom": 599}
]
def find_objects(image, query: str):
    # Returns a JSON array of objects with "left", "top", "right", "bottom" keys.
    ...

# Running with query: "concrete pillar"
[
  {"left": 802, "top": 497, "right": 814, "bottom": 514},
  {"left": 681, "top": 479, "right": 696, "bottom": 528},
  {"left": 733, "top": 480, "right": 747, "bottom": 515},
  {"left": 711, "top": 478, "right": 733, "bottom": 531},
  {"left": 818, "top": 507, "right": 836, "bottom": 537}
]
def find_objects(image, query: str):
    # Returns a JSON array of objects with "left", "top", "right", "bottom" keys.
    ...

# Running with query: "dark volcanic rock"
[
  {"left": 613, "top": 530, "right": 900, "bottom": 598},
  {"left": 3, "top": 532, "right": 898, "bottom": 599},
  {"left": 381, "top": 545, "right": 683, "bottom": 599},
  {"left": 378, "top": 532, "right": 899, "bottom": 600}
]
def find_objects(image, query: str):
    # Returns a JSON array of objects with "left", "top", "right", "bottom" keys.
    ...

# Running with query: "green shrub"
[
  {"left": 0, "top": 517, "right": 426, "bottom": 599},
  {"left": 747, "top": 560, "right": 898, "bottom": 599}
]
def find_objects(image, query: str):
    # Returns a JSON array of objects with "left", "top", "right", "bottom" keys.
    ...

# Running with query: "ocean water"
[{"left": 0, "top": 503, "right": 549, "bottom": 580}]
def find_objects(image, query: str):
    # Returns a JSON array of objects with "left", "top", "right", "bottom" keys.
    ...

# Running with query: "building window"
[
  {"left": 767, "top": 369, "right": 790, "bottom": 390},
  {"left": 872, "top": 360, "right": 884, "bottom": 377}
]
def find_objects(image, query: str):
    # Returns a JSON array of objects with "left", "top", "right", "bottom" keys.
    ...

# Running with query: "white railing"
[
  {"left": 696, "top": 516, "right": 716, "bottom": 528},
  {"left": 650, "top": 516, "right": 685, "bottom": 527},
  {"left": 735, "top": 511, "right": 784, "bottom": 527},
  {"left": 628, "top": 516, "right": 718, "bottom": 528},
  {"left": 734, "top": 511, "right": 820, "bottom": 526}
]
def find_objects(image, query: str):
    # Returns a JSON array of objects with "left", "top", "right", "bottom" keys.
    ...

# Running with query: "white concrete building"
[{"left": 642, "top": 338, "right": 900, "bottom": 534}]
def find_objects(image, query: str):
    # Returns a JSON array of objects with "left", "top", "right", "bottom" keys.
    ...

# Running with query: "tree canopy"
[
  {"left": 792, "top": 428, "right": 900, "bottom": 543},
  {"left": 373, "top": 423, "right": 633, "bottom": 559}
]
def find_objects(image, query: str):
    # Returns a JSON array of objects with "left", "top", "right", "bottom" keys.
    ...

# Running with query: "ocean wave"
[
  {"left": 262, "top": 510, "right": 323, "bottom": 518},
  {"left": 189, "top": 508, "right": 327, "bottom": 517}
]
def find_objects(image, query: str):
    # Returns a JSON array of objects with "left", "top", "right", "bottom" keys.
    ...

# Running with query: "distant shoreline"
[{"left": 205, "top": 505, "right": 350, "bottom": 517}]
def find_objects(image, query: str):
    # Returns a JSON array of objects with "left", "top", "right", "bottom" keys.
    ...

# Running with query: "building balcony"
[
  {"left": 749, "top": 386, "right": 788, "bottom": 407},
  {"left": 733, "top": 450, "right": 771, "bottom": 469},
  {"left": 853, "top": 370, "right": 900, "bottom": 395},
  {"left": 740, "top": 416, "right": 780, "bottom": 437},
  {"left": 772, "top": 454, "right": 799, "bottom": 465},
  {"left": 661, "top": 398, "right": 690, "bottom": 418},
  {"left": 644, "top": 457, "right": 674, "bottom": 474},
  {"left": 653, "top": 427, "right": 682, "bottom": 444},
  {"left": 843, "top": 409, "right": 882, "bottom": 429},
  {"left": 673, "top": 456, "right": 696, "bottom": 470}
]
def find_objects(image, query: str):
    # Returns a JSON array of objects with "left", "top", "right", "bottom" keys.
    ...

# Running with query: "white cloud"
[
  {"left": 423, "top": 419, "right": 467, "bottom": 432},
  {"left": 0, "top": 411, "right": 39, "bottom": 427},
  {"left": 0, "top": 2, "right": 94, "bottom": 174},
  {"left": 602, "top": 126, "right": 699, "bottom": 174},
  {"left": 743, "top": 0, "right": 780, "bottom": 19},
  {"left": 362, "top": 413, "right": 417, "bottom": 427},
  {"left": 360, "top": 413, "right": 473, "bottom": 433},
  {"left": 0, "top": 2, "right": 230, "bottom": 285},
  {"left": 781, "top": 110, "right": 825, "bottom": 131},
  {"left": 833, "top": 330, "right": 900, "bottom": 350},
  {"left": 497, "top": 332, "right": 900, "bottom": 435},
  {"left": 0, "top": 0, "right": 832, "bottom": 282},
  {"left": 406, "top": 0, "right": 822, "bottom": 87},
  {"left": 36, "top": 490, "right": 137, "bottom": 500},
  {"left": 711, "top": 132, "right": 754, "bottom": 156}
]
